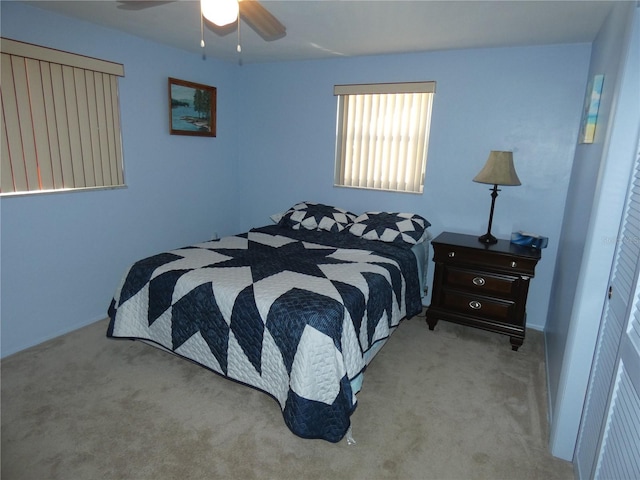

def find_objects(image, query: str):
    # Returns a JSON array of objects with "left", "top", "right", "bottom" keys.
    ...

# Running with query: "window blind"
[
  {"left": 334, "top": 81, "right": 435, "bottom": 194},
  {"left": 1, "top": 38, "right": 125, "bottom": 195}
]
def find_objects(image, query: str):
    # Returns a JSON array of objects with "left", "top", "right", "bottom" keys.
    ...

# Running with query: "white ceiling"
[{"left": 24, "top": 0, "right": 616, "bottom": 64}]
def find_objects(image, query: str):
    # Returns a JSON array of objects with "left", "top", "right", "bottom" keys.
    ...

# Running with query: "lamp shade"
[
  {"left": 201, "top": 0, "right": 239, "bottom": 27},
  {"left": 473, "top": 151, "right": 521, "bottom": 186}
]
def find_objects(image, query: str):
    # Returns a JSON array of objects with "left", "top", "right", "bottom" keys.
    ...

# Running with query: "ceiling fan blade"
[
  {"left": 116, "top": 1, "right": 175, "bottom": 11},
  {"left": 239, "top": 0, "right": 286, "bottom": 41}
]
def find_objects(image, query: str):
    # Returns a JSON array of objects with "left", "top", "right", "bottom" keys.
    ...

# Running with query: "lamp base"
[{"left": 478, "top": 232, "right": 498, "bottom": 245}]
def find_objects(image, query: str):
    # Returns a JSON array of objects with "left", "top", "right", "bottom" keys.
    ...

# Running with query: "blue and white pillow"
[
  {"left": 348, "top": 212, "right": 431, "bottom": 246},
  {"left": 278, "top": 201, "right": 357, "bottom": 233}
]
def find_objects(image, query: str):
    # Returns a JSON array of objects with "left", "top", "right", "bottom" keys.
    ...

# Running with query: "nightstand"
[{"left": 425, "top": 232, "right": 541, "bottom": 351}]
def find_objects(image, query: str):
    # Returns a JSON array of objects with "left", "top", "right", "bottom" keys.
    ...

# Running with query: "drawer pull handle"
[
  {"left": 469, "top": 300, "right": 482, "bottom": 310},
  {"left": 511, "top": 261, "right": 518, "bottom": 268},
  {"left": 472, "top": 277, "right": 486, "bottom": 286},
  {"left": 448, "top": 251, "right": 455, "bottom": 258}
]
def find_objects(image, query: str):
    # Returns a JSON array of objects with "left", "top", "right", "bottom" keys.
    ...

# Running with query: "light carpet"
[{"left": 1, "top": 312, "right": 573, "bottom": 479}]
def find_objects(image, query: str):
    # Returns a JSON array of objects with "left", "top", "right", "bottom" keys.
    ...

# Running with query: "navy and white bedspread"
[{"left": 107, "top": 224, "right": 422, "bottom": 442}]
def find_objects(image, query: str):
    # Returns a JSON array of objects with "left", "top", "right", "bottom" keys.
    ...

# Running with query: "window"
[
  {"left": 334, "top": 81, "right": 435, "bottom": 194},
  {"left": 1, "top": 38, "right": 125, "bottom": 195}
]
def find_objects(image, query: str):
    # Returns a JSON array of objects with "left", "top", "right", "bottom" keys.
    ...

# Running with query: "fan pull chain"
[
  {"left": 200, "top": 9, "right": 205, "bottom": 48},
  {"left": 237, "top": 15, "right": 242, "bottom": 53},
  {"left": 236, "top": 14, "right": 242, "bottom": 65}
]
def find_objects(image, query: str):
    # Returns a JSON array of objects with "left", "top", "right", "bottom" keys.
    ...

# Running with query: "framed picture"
[
  {"left": 578, "top": 74, "right": 604, "bottom": 144},
  {"left": 169, "top": 77, "right": 216, "bottom": 137}
]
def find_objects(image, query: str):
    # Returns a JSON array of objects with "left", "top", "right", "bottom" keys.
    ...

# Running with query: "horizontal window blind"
[
  {"left": 334, "top": 82, "right": 435, "bottom": 194},
  {"left": 1, "top": 38, "right": 125, "bottom": 195}
]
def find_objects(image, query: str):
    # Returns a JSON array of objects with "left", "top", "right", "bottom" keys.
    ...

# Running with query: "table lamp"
[{"left": 473, "top": 151, "right": 521, "bottom": 244}]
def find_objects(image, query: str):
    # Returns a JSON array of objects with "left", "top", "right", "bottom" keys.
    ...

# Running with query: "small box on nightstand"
[{"left": 510, "top": 231, "right": 548, "bottom": 249}]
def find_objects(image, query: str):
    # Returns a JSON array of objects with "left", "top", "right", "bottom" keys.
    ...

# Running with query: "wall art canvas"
[
  {"left": 169, "top": 77, "right": 216, "bottom": 137},
  {"left": 579, "top": 74, "right": 604, "bottom": 144}
]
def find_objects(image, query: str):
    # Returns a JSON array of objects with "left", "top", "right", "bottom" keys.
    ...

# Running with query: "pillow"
[
  {"left": 278, "top": 201, "right": 357, "bottom": 233},
  {"left": 348, "top": 212, "right": 431, "bottom": 246},
  {"left": 270, "top": 211, "right": 285, "bottom": 224}
]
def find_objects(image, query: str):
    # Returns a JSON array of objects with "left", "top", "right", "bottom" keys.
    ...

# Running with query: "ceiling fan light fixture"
[{"left": 201, "top": 0, "right": 239, "bottom": 27}]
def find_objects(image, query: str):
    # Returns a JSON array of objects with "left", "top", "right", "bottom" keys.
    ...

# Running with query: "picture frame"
[
  {"left": 578, "top": 74, "right": 604, "bottom": 144},
  {"left": 169, "top": 77, "right": 216, "bottom": 137}
]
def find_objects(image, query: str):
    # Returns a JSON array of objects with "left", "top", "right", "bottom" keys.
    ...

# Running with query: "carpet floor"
[{"left": 1, "top": 312, "right": 573, "bottom": 479}]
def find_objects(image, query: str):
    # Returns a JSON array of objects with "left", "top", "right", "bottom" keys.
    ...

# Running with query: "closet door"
[
  {"left": 592, "top": 142, "right": 640, "bottom": 479},
  {"left": 574, "top": 139, "right": 640, "bottom": 479}
]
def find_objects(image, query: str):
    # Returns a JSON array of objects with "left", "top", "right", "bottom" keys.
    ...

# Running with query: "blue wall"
[
  {"left": 235, "top": 45, "right": 591, "bottom": 332},
  {"left": 1, "top": 1, "right": 591, "bottom": 357},
  {"left": 546, "top": 2, "right": 639, "bottom": 460},
  {"left": 1, "top": 2, "right": 240, "bottom": 357}
]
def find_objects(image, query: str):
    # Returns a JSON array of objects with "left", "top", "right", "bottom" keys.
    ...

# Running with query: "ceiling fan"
[{"left": 117, "top": 0, "right": 286, "bottom": 42}]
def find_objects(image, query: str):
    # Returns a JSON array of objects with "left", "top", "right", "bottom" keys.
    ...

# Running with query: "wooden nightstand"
[{"left": 425, "top": 232, "right": 541, "bottom": 351}]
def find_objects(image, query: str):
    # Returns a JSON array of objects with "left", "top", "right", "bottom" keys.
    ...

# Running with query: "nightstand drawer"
[
  {"left": 440, "top": 290, "right": 519, "bottom": 325},
  {"left": 433, "top": 247, "right": 537, "bottom": 276},
  {"left": 443, "top": 266, "right": 518, "bottom": 298}
]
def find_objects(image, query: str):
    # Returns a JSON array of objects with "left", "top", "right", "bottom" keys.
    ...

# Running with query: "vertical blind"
[
  {"left": 334, "top": 82, "right": 435, "bottom": 194},
  {"left": 1, "top": 38, "right": 125, "bottom": 195}
]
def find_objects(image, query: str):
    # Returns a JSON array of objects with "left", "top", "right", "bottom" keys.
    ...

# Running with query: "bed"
[{"left": 107, "top": 202, "right": 429, "bottom": 442}]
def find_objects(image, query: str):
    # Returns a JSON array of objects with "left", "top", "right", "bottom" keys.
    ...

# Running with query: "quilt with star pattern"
[{"left": 107, "top": 224, "right": 423, "bottom": 442}]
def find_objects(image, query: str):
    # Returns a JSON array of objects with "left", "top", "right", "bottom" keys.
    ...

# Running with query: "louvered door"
[
  {"left": 574, "top": 139, "right": 640, "bottom": 479},
  {"left": 594, "top": 141, "right": 640, "bottom": 477}
]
